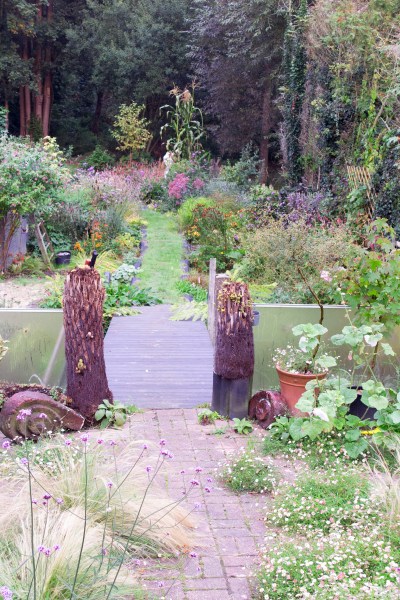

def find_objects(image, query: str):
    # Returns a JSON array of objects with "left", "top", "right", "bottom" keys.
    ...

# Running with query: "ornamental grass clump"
[
  {"left": 0, "top": 432, "right": 200, "bottom": 598},
  {"left": 219, "top": 447, "right": 280, "bottom": 494}
]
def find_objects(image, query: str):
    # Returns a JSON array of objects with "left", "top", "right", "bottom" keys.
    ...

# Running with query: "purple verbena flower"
[
  {"left": 0, "top": 586, "right": 13, "bottom": 600},
  {"left": 2, "top": 440, "right": 11, "bottom": 449},
  {"left": 16, "top": 409, "right": 32, "bottom": 421}
]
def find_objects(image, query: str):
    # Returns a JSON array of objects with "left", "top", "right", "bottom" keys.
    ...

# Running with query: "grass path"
[{"left": 137, "top": 210, "right": 183, "bottom": 303}]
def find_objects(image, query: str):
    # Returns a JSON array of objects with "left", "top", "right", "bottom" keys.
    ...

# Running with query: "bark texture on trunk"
[
  {"left": 63, "top": 267, "right": 112, "bottom": 422},
  {"left": 260, "top": 80, "right": 272, "bottom": 184},
  {"left": 214, "top": 281, "right": 254, "bottom": 379}
]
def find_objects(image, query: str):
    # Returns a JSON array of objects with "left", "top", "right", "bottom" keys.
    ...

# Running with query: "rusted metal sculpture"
[
  {"left": 212, "top": 281, "right": 254, "bottom": 419},
  {"left": 0, "top": 390, "right": 84, "bottom": 441},
  {"left": 63, "top": 265, "right": 112, "bottom": 423},
  {"left": 248, "top": 390, "right": 287, "bottom": 429}
]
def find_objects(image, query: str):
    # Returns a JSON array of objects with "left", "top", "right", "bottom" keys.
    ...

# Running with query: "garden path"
[
  {"left": 126, "top": 408, "right": 267, "bottom": 600},
  {"left": 104, "top": 305, "right": 213, "bottom": 408}
]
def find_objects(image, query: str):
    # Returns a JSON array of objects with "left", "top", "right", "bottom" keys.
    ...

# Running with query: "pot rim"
[{"left": 275, "top": 365, "right": 327, "bottom": 379}]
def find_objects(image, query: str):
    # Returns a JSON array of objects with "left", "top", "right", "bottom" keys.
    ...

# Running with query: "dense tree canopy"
[{"left": 0, "top": 0, "right": 399, "bottom": 193}]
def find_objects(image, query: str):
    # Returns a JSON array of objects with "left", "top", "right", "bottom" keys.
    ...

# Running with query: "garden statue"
[
  {"left": 212, "top": 280, "right": 254, "bottom": 418},
  {"left": 63, "top": 260, "right": 113, "bottom": 422},
  {"left": 163, "top": 151, "right": 174, "bottom": 178}
]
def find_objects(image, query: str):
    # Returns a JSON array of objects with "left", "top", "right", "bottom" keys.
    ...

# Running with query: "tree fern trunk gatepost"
[
  {"left": 212, "top": 281, "right": 254, "bottom": 419},
  {"left": 63, "top": 264, "right": 113, "bottom": 423}
]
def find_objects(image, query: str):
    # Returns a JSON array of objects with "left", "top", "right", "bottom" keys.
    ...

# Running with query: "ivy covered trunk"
[
  {"left": 212, "top": 281, "right": 254, "bottom": 419},
  {"left": 63, "top": 267, "right": 112, "bottom": 423}
]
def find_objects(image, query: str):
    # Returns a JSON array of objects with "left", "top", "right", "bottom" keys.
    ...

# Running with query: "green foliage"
[
  {"left": 282, "top": 0, "right": 308, "bottom": 184},
  {"left": 0, "top": 107, "right": 7, "bottom": 134},
  {"left": 110, "top": 264, "right": 139, "bottom": 285},
  {"left": 161, "top": 83, "right": 205, "bottom": 160},
  {"left": 107, "top": 233, "right": 139, "bottom": 257},
  {"left": 337, "top": 219, "right": 400, "bottom": 333},
  {"left": 141, "top": 180, "right": 169, "bottom": 207},
  {"left": 189, "top": 204, "right": 240, "bottom": 272},
  {"left": 111, "top": 102, "right": 151, "bottom": 158},
  {"left": 0, "top": 136, "right": 69, "bottom": 220},
  {"left": 232, "top": 418, "right": 253, "bottom": 435},
  {"left": 220, "top": 448, "right": 279, "bottom": 493},
  {"left": 269, "top": 469, "right": 373, "bottom": 535},
  {"left": 175, "top": 280, "right": 207, "bottom": 302},
  {"left": 257, "top": 514, "right": 400, "bottom": 599},
  {"left": 221, "top": 143, "right": 260, "bottom": 189},
  {"left": 104, "top": 281, "right": 161, "bottom": 315},
  {"left": 85, "top": 145, "right": 115, "bottom": 170},
  {"left": 238, "top": 218, "right": 358, "bottom": 303},
  {"left": 373, "top": 133, "right": 400, "bottom": 235},
  {"left": 197, "top": 408, "right": 221, "bottom": 425},
  {"left": 94, "top": 398, "right": 136, "bottom": 429},
  {"left": 177, "top": 197, "right": 216, "bottom": 234},
  {"left": 170, "top": 300, "right": 208, "bottom": 323}
]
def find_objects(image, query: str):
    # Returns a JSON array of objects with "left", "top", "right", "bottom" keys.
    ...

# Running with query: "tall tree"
[{"left": 190, "top": 0, "right": 286, "bottom": 181}]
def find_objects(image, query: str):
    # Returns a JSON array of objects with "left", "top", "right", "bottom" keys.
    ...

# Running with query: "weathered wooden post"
[
  {"left": 207, "top": 258, "right": 230, "bottom": 347},
  {"left": 63, "top": 264, "right": 112, "bottom": 423},
  {"left": 212, "top": 281, "right": 254, "bottom": 418}
]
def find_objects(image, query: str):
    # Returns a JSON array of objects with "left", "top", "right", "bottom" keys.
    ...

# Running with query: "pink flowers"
[
  {"left": 168, "top": 173, "right": 189, "bottom": 199},
  {"left": 16, "top": 408, "right": 32, "bottom": 421},
  {"left": 193, "top": 178, "right": 204, "bottom": 190},
  {"left": 320, "top": 270, "right": 332, "bottom": 283}
]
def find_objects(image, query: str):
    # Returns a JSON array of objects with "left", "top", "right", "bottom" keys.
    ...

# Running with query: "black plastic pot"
[
  {"left": 253, "top": 310, "right": 260, "bottom": 327},
  {"left": 348, "top": 386, "right": 376, "bottom": 420},
  {"left": 55, "top": 251, "right": 71, "bottom": 265}
]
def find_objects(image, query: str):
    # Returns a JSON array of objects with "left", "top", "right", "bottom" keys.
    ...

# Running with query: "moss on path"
[{"left": 138, "top": 211, "right": 183, "bottom": 303}]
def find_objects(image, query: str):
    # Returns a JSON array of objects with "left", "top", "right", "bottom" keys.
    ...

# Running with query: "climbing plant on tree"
[{"left": 281, "top": 0, "right": 309, "bottom": 185}]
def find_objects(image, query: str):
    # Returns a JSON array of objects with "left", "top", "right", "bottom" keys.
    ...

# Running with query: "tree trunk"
[
  {"left": 22, "top": 37, "right": 31, "bottom": 134},
  {"left": 19, "top": 87, "right": 26, "bottom": 136},
  {"left": 42, "top": 69, "right": 51, "bottom": 136},
  {"left": 33, "top": 2, "right": 43, "bottom": 128},
  {"left": 91, "top": 90, "right": 104, "bottom": 134},
  {"left": 259, "top": 80, "right": 272, "bottom": 184},
  {"left": 4, "top": 99, "right": 8, "bottom": 131},
  {"left": 63, "top": 267, "right": 112, "bottom": 423},
  {"left": 41, "top": 0, "right": 53, "bottom": 137}
]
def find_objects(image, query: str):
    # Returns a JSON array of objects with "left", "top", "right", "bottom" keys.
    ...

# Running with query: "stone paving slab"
[{"left": 126, "top": 408, "right": 267, "bottom": 600}]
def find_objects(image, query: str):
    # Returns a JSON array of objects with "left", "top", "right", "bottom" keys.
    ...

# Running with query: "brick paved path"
[{"left": 127, "top": 408, "right": 267, "bottom": 600}]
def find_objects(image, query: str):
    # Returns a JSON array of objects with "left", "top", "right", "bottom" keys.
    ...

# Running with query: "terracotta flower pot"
[{"left": 275, "top": 366, "right": 326, "bottom": 417}]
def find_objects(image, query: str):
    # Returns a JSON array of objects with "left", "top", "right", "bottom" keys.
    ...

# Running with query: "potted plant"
[{"left": 273, "top": 322, "right": 337, "bottom": 415}]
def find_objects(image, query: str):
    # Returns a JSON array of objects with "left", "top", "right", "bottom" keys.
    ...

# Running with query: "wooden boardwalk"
[{"left": 104, "top": 305, "right": 213, "bottom": 408}]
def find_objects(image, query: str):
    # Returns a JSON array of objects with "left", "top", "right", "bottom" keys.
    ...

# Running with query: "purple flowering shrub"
[
  {"left": 244, "top": 185, "right": 330, "bottom": 230},
  {"left": 0, "top": 432, "right": 208, "bottom": 597}
]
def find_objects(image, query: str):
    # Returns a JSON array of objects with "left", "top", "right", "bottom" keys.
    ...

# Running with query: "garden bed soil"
[{"left": 0, "top": 279, "right": 47, "bottom": 308}]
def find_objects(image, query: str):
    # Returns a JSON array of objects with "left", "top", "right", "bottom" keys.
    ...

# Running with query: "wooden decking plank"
[{"left": 104, "top": 305, "right": 213, "bottom": 408}]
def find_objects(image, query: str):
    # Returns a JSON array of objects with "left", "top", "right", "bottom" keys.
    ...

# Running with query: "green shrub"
[
  {"left": 237, "top": 218, "right": 360, "bottom": 303},
  {"left": 177, "top": 197, "right": 216, "bottom": 233},
  {"left": 220, "top": 143, "right": 260, "bottom": 189},
  {"left": 85, "top": 145, "right": 115, "bottom": 170},
  {"left": 110, "top": 263, "right": 138, "bottom": 284},
  {"left": 219, "top": 447, "right": 280, "bottom": 493},
  {"left": 141, "top": 180, "right": 169, "bottom": 207},
  {"left": 175, "top": 280, "right": 207, "bottom": 301}
]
